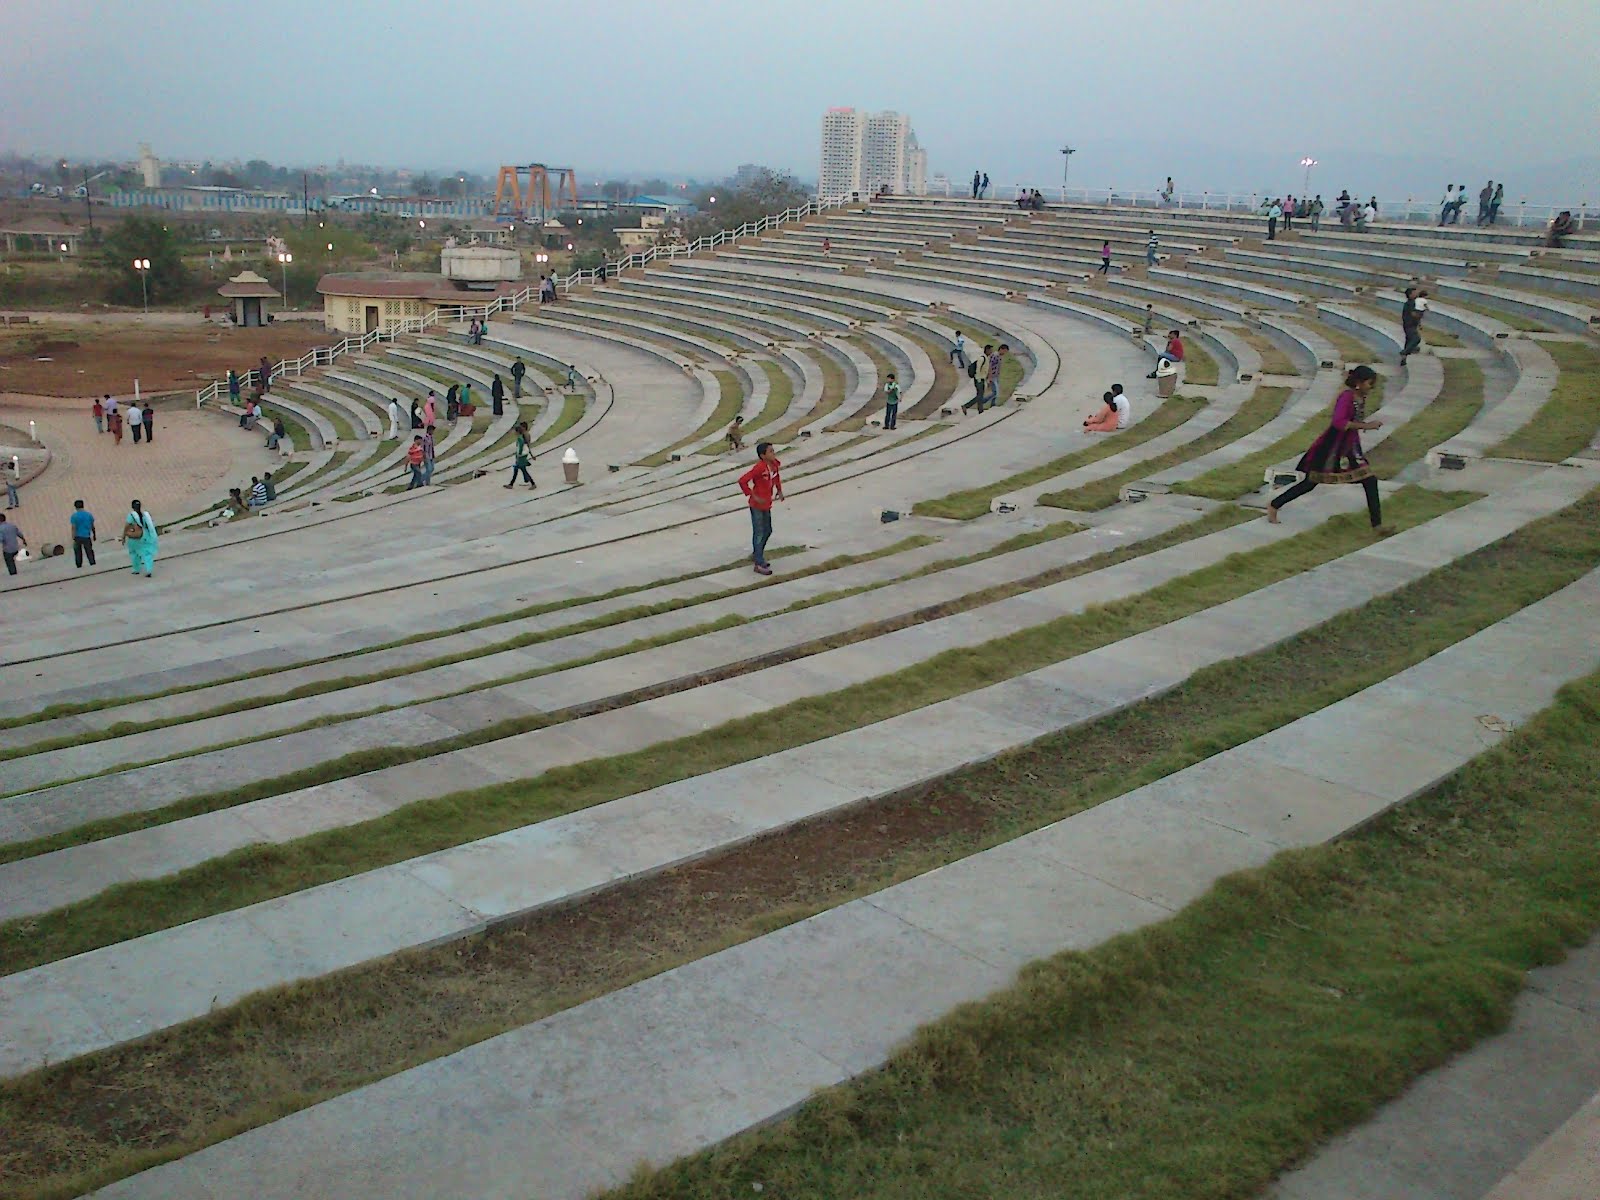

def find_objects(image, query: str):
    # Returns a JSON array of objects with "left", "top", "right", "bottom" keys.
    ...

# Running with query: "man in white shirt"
[
  {"left": 1439, "top": 185, "right": 1457, "bottom": 226},
  {"left": 387, "top": 397, "right": 402, "bottom": 439},
  {"left": 127, "top": 402, "right": 144, "bottom": 444},
  {"left": 949, "top": 331, "right": 967, "bottom": 369},
  {"left": 104, "top": 395, "right": 119, "bottom": 418},
  {"left": 1110, "top": 383, "right": 1131, "bottom": 427}
]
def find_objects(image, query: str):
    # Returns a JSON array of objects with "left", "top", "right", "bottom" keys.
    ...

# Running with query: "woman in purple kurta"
[{"left": 1267, "top": 365, "right": 1387, "bottom": 529}]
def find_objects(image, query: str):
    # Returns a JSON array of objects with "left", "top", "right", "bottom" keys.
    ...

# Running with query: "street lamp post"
[
  {"left": 132, "top": 258, "right": 151, "bottom": 314},
  {"left": 1300, "top": 157, "right": 1319, "bottom": 195},
  {"left": 1060, "top": 145, "right": 1076, "bottom": 196},
  {"left": 277, "top": 251, "right": 292, "bottom": 311}
]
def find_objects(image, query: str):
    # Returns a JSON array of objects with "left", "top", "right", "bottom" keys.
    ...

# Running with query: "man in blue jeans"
[
  {"left": 983, "top": 343, "right": 1008, "bottom": 410},
  {"left": 70, "top": 499, "right": 96, "bottom": 567},
  {"left": 738, "top": 441, "right": 783, "bottom": 576}
]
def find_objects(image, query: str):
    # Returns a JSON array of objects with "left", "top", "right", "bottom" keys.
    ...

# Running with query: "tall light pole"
[
  {"left": 1060, "top": 145, "right": 1076, "bottom": 192},
  {"left": 1300, "top": 157, "right": 1318, "bottom": 195},
  {"left": 133, "top": 258, "right": 151, "bottom": 314},
  {"left": 277, "top": 251, "right": 292, "bottom": 311}
]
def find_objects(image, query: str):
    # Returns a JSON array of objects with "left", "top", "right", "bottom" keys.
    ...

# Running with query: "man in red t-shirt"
[
  {"left": 1147, "top": 330, "right": 1185, "bottom": 379},
  {"left": 737, "top": 441, "right": 784, "bottom": 575}
]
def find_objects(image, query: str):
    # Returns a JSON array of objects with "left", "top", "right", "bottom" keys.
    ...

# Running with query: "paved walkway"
[
  {"left": 88, "top": 560, "right": 1600, "bottom": 1199},
  {"left": 8, "top": 469, "right": 1589, "bottom": 1079},
  {"left": 1268, "top": 938, "right": 1600, "bottom": 1200},
  {"left": 0, "top": 396, "right": 278, "bottom": 563}
]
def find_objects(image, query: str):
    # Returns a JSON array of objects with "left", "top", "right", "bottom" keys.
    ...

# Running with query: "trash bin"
[
  {"left": 1155, "top": 361, "right": 1179, "bottom": 398},
  {"left": 561, "top": 446, "right": 580, "bottom": 484}
]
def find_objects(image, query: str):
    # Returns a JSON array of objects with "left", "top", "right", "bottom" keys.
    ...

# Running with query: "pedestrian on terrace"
[
  {"left": 511, "top": 357, "right": 526, "bottom": 398},
  {"left": 738, "top": 441, "right": 783, "bottom": 576},
  {"left": 1267, "top": 366, "right": 1387, "bottom": 532},
  {"left": 1099, "top": 239, "right": 1112, "bottom": 273},
  {"left": 387, "top": 397, "right": 403, "bottom": 439},
  {"left": 92, "top": 396, "right": 105, "bottom": 433},
  {"left": 0, "top": 513, "right": 26, "bottom": 576},
  {"left": 961, "top": 344, "right": 993, "bottom": 413},
  {"left": 128, "top": 400, "right": 144, "bottom": 444},
  {"left": 1146, "top": 231, "right": 1159, "bottom": 267},
  {"left": 4, "top": 458, "right": 20, "bottom": 509},
  {"left": 505, "top": 422, "right": 536, "bottom": 489},
  {"left": 491, "top": 373, "right": 505, "bottom": 416},
  {"left": 1399, "top": 286, "right": 1429, "bottom": 362},
  {"left": 70, "top": 499, "right": 96, "bottom": 568},
  {"left": 950, "top": 330, "right": 967, "bottom": 368}
]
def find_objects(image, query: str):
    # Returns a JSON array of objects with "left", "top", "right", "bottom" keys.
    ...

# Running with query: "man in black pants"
[
  {"left": 960, "top": 344, "right": 993, "bottom": 413},
  {"left": 70, "top": 499, "right": 96, "bottom": 567},
  {"left": 1399, "top": 286, "right": 1427, "bottom": 362}
]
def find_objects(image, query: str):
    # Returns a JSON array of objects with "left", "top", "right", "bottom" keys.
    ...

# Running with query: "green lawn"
[
  {"left": 531, "top": 394, "right": 585, "bottom": 448},
  {"left": 1367, "top": 358, "right": 1485, "bottom": 478},
  {"left": 1489, "top": 341, "right": 1600, "bottom": 462},
  {"left": 26, "top": 484, "right": 1600, "bottom": 1200},
  {"left": 1039, "top": 386, "right": 1291, "bottom": 511},
  {"left": 638, "top": 372, "right": 743, "bottom": 465},
  {"left": 1179, "top": 337, "right": 1221, "bottom": 385},
  {"left": 914, "top": 395, "right": 1207, "bottom": 519},
  {"left": 0, "top": 489, "right": 1466, "bottom": 978},
  {"left": 605, "top": 659, "right": 1600, "bottom": 1200}
]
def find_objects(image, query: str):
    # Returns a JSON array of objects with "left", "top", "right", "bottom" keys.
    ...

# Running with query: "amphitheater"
[{"left": 4, "top": 194, "right": 1600, "bottom": 1199}]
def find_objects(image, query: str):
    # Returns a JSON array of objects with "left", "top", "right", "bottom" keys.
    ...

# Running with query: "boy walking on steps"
[{"left": 738, "top": 441, "right": 783, "bottom": 576}]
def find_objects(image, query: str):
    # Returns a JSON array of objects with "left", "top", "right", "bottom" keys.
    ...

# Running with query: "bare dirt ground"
[{"left": 0, "top": 317, "right": 333, "bottom": 397}]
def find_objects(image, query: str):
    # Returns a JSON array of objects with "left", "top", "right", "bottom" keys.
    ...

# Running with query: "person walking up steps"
[
  {"left": 70, "top": 499, "right": 96, "bottom": 567},
  {"left": 1146, "top": 231, "right": 1159, "bottom": 267},
  {"left": 0, "top": 513, "right": 26, "bottom": 576},
  {"left": 738, "top": 441, "right": 783, "bottom": 576},
  {"left": 121, "top": 499, "right": 158, "bottom": 576},
  {"left": 505, "top": 422, "right": 536, "bottom": 488},
  {"left": 983, "top": 343, "right": 1007, "bottom": 410},
  {"left": 961, "top": 343, "right": 993, "bottom": 413},
  {"left": 949, "top": 330, "right": 967, "bottom": 369},
  {"left": 1399, "top": 286, "right": 1429, "bottom": 362},
  {"left": 405, "top": 436, "right": 425, "bottom": 490},
  {"left": 1099, "top": 240, "right": 1112, "bottom": 273},
  {"left": 882, "top": 372, "right": 900, "bottom": 430},
  {"left": 1267, "top": 365, "right": 1387, "bottom": 532},
  {"left": 4, "top": 457, "right": 19, "bottom": 509},
  {"left": 511, "top": 357, "right": 526, "bottom": 399}
]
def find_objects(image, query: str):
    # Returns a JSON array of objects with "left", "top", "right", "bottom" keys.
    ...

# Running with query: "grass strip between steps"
[
  {"left": 0, "top": 539, "right": 923, "bottom": 790},
  {"left": 1176, "top": 375, "right": 1388, "bottom": 500},
  {"left": 0, "top": 490, "right": 1466, "bottom": 976},
  {"left": 1177, "top": 334, "right": 1221, "bottom": 385},
  {"left": 1366, "top": 357, "right": 1484, "bottom": 477},
  {"left": 1489, "top": 340, "right": 1600, "bottom": 462},
  {"left": 0, "top": 544, "right": 829, "bottom": 735},
  {"left": 606, "top": 668, "right": 1600, "bottom": 1200},
  {"left": 1039, "top": 386, "right": 1290, "bottom": 511},
  {"left": 530, "top": 393, "right": 584, "bottom": 448},
  {"left": 638, "top": 371, "right": 742, "bottom": 466},
  {"left": 768, "top": 346, "right": 849, "bottom": 443},
  {"left": 8, "top": 485, "right": 1600, "bottom": 1200},
  {"left": 700, "top": 360, "right": 790, "bottom": 452},
  {"left": 914, "top": 394, "right": 1207, "bottom": 519},
  {"left": 1234, "top": 326, "right": 1301, "bottom": 375}
]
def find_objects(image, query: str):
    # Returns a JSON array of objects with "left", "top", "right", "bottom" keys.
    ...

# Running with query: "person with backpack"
[{"left": 961, "top": 344, "right": 993, "bottom": 413}]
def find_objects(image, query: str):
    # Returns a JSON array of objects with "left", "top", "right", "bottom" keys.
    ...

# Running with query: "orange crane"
[{"left": 492, "top": 163, "right": 580, "bottom": 222}]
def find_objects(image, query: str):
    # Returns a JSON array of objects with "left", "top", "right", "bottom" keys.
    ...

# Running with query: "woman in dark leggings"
[{"left": 1267, "top": 365, "right": 1387, "bottom": 530}]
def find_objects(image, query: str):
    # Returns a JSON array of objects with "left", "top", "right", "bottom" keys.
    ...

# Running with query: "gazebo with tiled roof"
[{"left": 217, "top": 269, "right": 280, "bottom": 328}]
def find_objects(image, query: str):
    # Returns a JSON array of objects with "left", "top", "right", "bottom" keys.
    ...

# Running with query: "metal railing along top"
[{"left": 195, "top": 195, "right": 858, "bottom": 410}]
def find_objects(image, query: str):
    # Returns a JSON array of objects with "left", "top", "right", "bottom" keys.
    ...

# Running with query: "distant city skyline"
[{"left": 4, "top": 0, "right": 1598, "bottom": 203}]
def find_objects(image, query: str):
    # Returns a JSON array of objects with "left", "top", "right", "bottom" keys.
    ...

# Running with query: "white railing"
[
  {"left": 924, "top": 181, "right": 1592, "bottom": 231},
  {"left": 557, "top": 192, "right": 858, "bottom": 288},
  {"left": 194, "top": 194, "right": 860, "bottom": 410}
]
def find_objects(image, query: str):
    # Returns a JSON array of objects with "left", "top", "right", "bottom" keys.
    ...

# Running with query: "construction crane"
[{"left": 492, "top": 163, "right": 580, "bottom": 224}]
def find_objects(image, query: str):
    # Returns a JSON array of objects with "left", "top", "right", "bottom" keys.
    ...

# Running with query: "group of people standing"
[
  {"left": 90, "top": 394, "right": 156, "bottom": 445},
  {"left": 970, "top": 170, "right": 991, "bottom": 199},
  {"left": 1440, "top": 181, "right": 1505, "bottom": 226},
  {"left": 0, "top": 497, "right": 158, "bottom": 579}
]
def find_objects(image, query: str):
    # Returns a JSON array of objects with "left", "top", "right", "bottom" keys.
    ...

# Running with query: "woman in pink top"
[
  {"left": 1268, "top": 365, "right": 1387, "bottom": 530},
  {"left": 1083, "top": 391, "right": 1121, "bottom": 433},
  {"left": 423, "top": 391, "right": 437, "bottom": 426}
]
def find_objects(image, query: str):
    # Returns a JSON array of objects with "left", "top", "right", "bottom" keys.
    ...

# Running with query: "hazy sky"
[{"left": 6, "top": 0, "right": 1599, "bottom": 199}]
